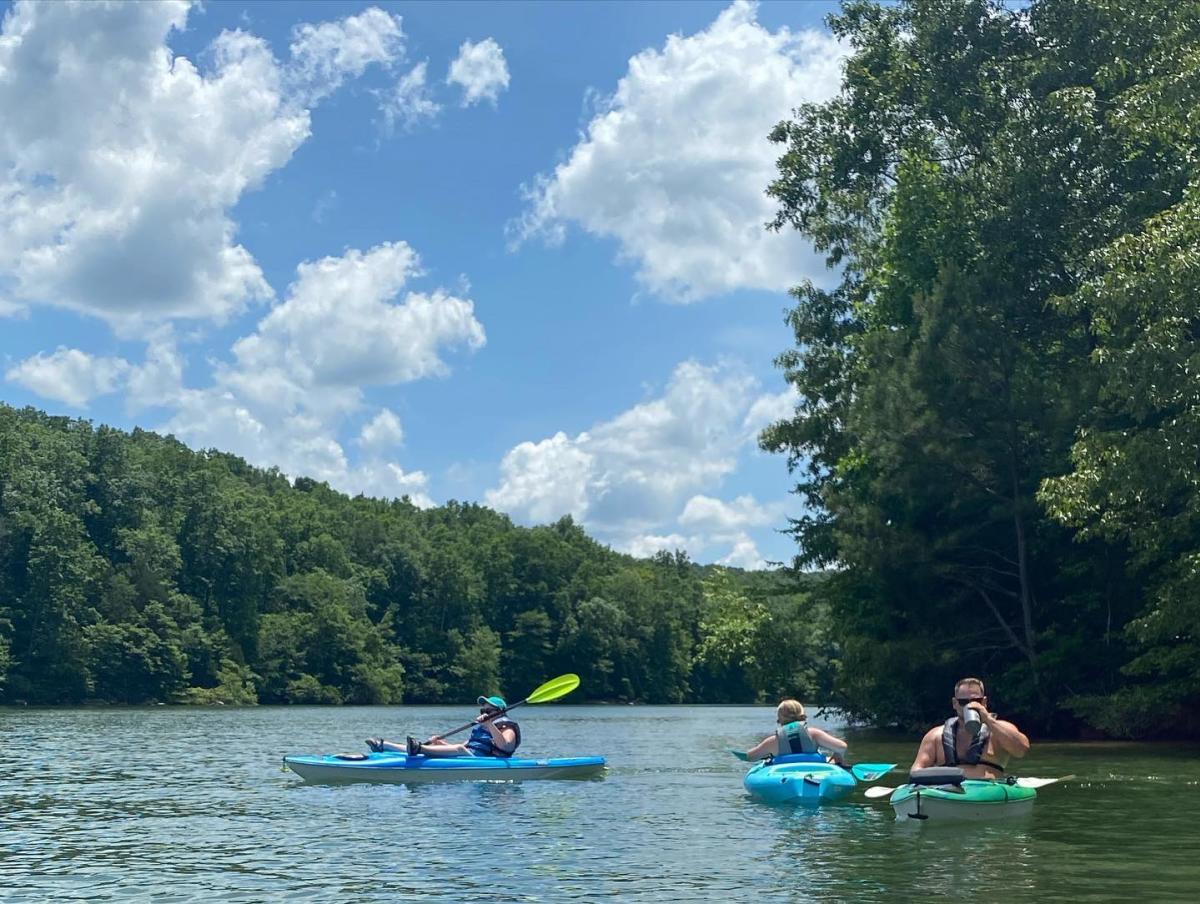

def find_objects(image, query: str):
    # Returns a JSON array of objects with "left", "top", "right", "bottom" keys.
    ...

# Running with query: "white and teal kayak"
[
  {"left": 890, "top": 777, "right": 1037, "bottom": 822},
  {"left": 284, "top": 751, "right": 606, "bottom": 784}
]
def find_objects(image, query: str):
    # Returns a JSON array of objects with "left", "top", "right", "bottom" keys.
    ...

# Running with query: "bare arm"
[
  {"left": 809, "top": 727, "right": 848, "bottom": 754},
  {"left": 487, "top": 722, "right": 517, "bottom": 754},
  {"left": 746, "top": 735, "right": 780, "bottom": 762},
  {"left": 910, "top": 727, "right": 940, "bottom": 771},
  {"left": 985, "top": 717, "right": 1030, "bottom": 758}
]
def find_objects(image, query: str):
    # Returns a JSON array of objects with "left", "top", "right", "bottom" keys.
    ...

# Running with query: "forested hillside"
[
  {"left": 0, "top": 403, "right": 831, "bottom": 706},
  {"left": 763, "top": 0, "right": 1200, "bottom": 737}
]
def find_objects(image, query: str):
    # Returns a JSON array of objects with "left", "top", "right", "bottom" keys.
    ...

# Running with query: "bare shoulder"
[{"left": 920, "top": 724, "right": 942, "bottom": 745}]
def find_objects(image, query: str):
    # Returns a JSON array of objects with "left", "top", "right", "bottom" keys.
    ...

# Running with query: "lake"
[{"left": 2, "top": 705, "right": 1197, "bottom": 901}]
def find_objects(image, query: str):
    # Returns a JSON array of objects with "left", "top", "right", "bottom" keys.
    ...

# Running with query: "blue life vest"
[
  {"left": 775, "top": 720, "right": 818, "bottom": 755},
  {"left": 941, "top": 716, "right": 1003, "bottom": 771},
  {"left": 466, "top": 717, "right": 521, "bottom": 757}
]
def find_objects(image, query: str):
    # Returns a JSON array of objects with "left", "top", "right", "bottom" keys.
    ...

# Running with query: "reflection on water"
[{"left": 1, "top": 705, "right": 1198, "bottom": 902}]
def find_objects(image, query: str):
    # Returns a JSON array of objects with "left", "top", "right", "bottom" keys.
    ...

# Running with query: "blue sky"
[{"left": 0, "top": 0, "right": 845, "bottom": 568}]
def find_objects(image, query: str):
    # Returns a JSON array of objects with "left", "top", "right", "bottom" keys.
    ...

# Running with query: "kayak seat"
[{"left": 909, "top": 766, "right": 965, "bottom": 786}]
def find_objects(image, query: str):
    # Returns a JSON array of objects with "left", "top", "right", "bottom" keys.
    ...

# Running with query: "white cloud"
[
  {"left": 511, "top": 0, "right": 847, "bottom": 301},
  {"left": 0, "top": 2, "right": 400, "bottom": 332},
  {"left": 719, "top": 533, "right": 767, "bottom": 570},
  {"left": 288, "top": 6, "right": 406, "bottom": 104},
  {"left": 358, "top": 408, "right": 405, "bottom": 452},
  {"left": 381, "top": 61, "right": 442, "bottom": 132},
  {"left": 679, "top": 493, "right": 780, "bottom": 532},
  {"left": 625, "top": 533, "right": 689, "bottom": 559},
  {"left": 447, "top": 37, "right": 510, "bottom": 106},
  {"left": 742, "top": 387, "right": 799, "bottom": 436},
  {"left": 0, "top": 297, "right": 27, "bottom": 318},
  {"left": 155, "top": 243, "right": 483, "bottom": 505},
  {"left": 488, "top": 360, "right": 762, "bottom": 533},
  {"left": 6, "top": 347, "right": 131, "bottom": 408}
]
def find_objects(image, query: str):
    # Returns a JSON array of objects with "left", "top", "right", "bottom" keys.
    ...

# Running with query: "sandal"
[{"left": 365, "top": 737, "right": 385, "bottom": 752}]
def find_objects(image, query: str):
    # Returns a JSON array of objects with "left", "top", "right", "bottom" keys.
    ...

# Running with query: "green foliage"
[
  {"left": 765, "top": 0, "right": 1200, "bottom": 735},
  {"left": 0, "top": 403, "right": 827, "bottom": 707}
]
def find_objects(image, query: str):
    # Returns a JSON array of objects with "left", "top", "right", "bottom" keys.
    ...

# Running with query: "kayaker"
[
  {"left": 910, "top": 677, "right": 1030, "bottom": 779},
  {"left": 745, "top": 699, "right": 849, "bottom": 763},
  {"left": 366, "top": 695, "right": 521, "bottom": 758}
]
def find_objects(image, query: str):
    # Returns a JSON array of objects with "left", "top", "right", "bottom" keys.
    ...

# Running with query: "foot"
[
  {"left": 406, "top": 736, "right": 422, "bottom": 756},
  {"left": 365, "top": 737, "right": 384, "bottom": 752}
]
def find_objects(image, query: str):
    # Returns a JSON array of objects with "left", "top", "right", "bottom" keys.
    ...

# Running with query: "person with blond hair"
[
  {"left": 744, "top": 699, "right": 849, "bottom": 763},
  {"left": 910, "top": 677, "right": 1030, "bottom": 779}
]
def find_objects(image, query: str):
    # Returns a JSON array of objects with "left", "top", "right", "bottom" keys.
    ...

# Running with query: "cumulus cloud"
[
  {"left": 287, "top": 6, "right": 406, "bottom": 104},
  {"left": 6, "top": 347, "right": 131, "bottom": 408},
  {"left": 447, "top": 37, "right": 510, "bottom": 106},
  {"left": 485, "top": 360, "right": 790, "bottom": 568},
  {"left": 511, "top": 0, "right": 847, "bottom": 301},
  {"left": 719, "top": 533, "right": 767, "bottom": 570},
  {"left": 679, "top": 493, "right": 781, "bottom": 532},
  {"left": 156, "top": 243, "right": 483, "bottom": 504},
  {"left": 358, "top": 408, "right": 405, "bottom": 452},
  {"left": 380, "top": 61, "right": 442, "bottom": 132},
  {"left": 0, "top": 1, "right": 402, "bottom": 331}
]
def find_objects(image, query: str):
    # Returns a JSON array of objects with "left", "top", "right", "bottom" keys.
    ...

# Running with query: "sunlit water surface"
[{"left": 2, "top": 705, "right": 1197, "bottom": 901}]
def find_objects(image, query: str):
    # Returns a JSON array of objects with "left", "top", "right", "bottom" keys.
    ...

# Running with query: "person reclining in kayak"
[
  {"left": 744, "top": 699, "right": 849, "bottom": 763},
  {"left": 366, "top": 696, "right": 521, "bottom": 758},
  {"left": 910, "top": 677, "right": 1030, "bottom": 779}
]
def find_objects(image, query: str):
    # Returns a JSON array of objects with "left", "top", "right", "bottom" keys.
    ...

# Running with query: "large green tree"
[{"left": 764, "top": 0, "right": 1198, "bottom": 731}]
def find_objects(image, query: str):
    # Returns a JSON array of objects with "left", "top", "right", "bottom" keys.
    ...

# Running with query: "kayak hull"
[
  {"left": 889, "top": 780, "right": 1037, "bottom": 822},
  {"left": 744, "top": 755, "right": 857, "bottom": 805},
  {"left": 284, "top": 752, "right": 607, "bottom": 784}
]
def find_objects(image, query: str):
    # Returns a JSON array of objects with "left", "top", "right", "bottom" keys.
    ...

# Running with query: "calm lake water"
[{"left": 2, "top": 705, "right": 1197, "bottom": 901}]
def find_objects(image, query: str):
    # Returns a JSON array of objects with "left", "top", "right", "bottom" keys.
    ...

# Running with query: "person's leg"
[
  {"left": 365, "top": 738, "right": 406, "bottom": 752},
  {"left": 415, "top": 741, "right": 468, "bottom": 757}
]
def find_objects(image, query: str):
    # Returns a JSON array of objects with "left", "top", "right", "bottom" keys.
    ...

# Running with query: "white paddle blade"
[
  {"left": 863, "top": 785, "right": 895, "bottom": 799},
  {"left": 1014, "top": 774, "right": 1074, "bottom": 789}
]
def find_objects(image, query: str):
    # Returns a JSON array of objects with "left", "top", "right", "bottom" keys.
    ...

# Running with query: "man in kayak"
[
  {"left": 744, "top": 699, "right": 849, "bottom": 763},
  {"left": 910, "top": 677, "right": 1030, "bottom": 779},
  {"left": 366, "top": 695, "right": 521, "bottom": 758}
]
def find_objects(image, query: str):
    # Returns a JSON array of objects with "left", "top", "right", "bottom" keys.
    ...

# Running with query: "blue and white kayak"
[
  {"left": 284, "top": 751, "right": 607, "bottom": 784},
  {"left": 743, "top": 753, "right": 858, "bottom": 805}
]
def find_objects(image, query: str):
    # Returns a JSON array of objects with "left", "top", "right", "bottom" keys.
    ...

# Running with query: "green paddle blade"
[
  {"left": 728, "top": 748, "right": 750, "bottom": 762},
  {"left": 526, "top": 673, "right": 580, "bottom": 704}
]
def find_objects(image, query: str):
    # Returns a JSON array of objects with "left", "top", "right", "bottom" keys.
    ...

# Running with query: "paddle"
[
  {"left": 426, "top": 673, "right": 582, "bottom": 743},
  {"left": 863, "top": 774, "right": 1075, "bottom": 798},
  {"left": 728, "top": 749, "right": 895, "bottom": 782}
]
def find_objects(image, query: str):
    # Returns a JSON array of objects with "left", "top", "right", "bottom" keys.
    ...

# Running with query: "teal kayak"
[
  {"left": 744, "top": 754, "right": 857, "bottom": 805},
  {"left": 284, "top": 751, "right": 606, "bottom": 784},
  {"left": 890, "top": 778, "right": 1037, "bottom": 822}
]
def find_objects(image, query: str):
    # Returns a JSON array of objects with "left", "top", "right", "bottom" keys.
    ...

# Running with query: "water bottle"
[{"left": 962, "top": 707, "right": 982, "bottom": 737}]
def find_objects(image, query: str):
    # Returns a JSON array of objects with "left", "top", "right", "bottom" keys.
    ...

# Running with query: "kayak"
[
  {"left": 743, "top": 753, "right": 858, "bottom": 805},
  {"left": 283, "top": 751, "right": 607, "bottom": 784},
  {"left": 890, "top": 779, "right": 1037, "bottom": 822}
]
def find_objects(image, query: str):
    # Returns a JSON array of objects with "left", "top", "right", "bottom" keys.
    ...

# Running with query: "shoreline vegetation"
[{"left": 0, "top": 402, "right": 836, "bottom": 716}]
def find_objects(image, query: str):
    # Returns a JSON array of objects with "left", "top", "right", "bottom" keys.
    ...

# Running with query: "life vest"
[
  {"left": 466, "top": 717, "right": 521, "bottom": 758},
  {"left": 775, "top": 720, "right": 818, "bottom": 755},
  {"left": 940, "top": 717, "right": 1004, "bottom": 771}
]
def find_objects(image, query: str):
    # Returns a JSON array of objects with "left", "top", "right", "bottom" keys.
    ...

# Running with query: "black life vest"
[{"left": 940, "top": 717, "right": 1004, "bottom": 772}]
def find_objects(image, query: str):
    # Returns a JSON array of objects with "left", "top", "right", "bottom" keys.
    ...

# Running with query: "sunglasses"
[
  {"left": 955, "top": 696, "right": 985, "bottom": 706},
  {"left": 480, "top": 707, "right": 500, "bottom": 716}
]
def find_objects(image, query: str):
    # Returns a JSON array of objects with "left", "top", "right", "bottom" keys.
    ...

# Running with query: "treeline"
[
  {"left": 0, "top": 403, "right": 833, "bottom": 706},
  {"left": 763, "top": 0, "right": 1200, "bottom": 737}
]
